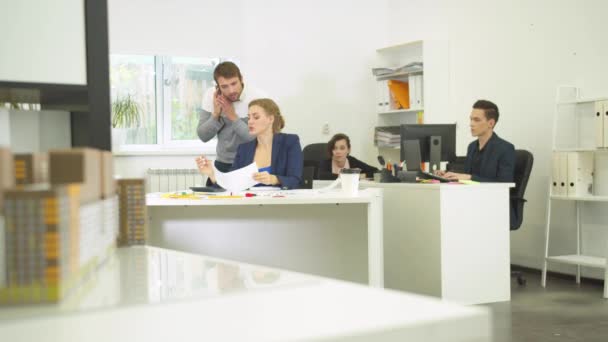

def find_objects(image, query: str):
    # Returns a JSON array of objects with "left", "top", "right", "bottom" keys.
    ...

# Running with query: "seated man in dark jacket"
[
  {"left": 319, "top": 133, "right": 378, "bottom": 180},
  {"left": 436, "top": 100, "right": 515, "bottom": 182}
]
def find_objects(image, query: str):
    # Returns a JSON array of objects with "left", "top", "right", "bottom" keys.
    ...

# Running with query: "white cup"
[{"left": 340, "top": 168, "right": 361, "bottom": 196}]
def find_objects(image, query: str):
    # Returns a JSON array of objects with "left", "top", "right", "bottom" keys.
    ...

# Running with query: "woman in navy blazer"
[{"left": 196, "top": 98, "right": 303, "bottom": 189}]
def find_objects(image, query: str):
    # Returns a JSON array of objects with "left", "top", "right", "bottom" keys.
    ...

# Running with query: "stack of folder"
[{"left": 374, "top": 127, "right": 401, "bottom": 148}]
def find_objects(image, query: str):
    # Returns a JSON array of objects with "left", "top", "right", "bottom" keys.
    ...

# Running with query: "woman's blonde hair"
[{"left": 248, "top": 98, "right": 285, "bottom": 133}]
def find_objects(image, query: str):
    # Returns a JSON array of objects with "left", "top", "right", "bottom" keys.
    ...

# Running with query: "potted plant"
[{"left": 111, "top": 94, "right": 142, "bottom": 149}]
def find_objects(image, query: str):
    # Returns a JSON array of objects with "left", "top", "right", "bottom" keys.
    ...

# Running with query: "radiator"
[{"left": 146, "top": 168, "right": 206, "bottom": 192}]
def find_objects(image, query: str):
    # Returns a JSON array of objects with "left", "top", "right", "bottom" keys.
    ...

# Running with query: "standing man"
[
  {"left": 437, "top": 100, "right": 515, "bottom": 182},
  {"left": 197, "top": 61, "right": 267, "bottom": 184}
]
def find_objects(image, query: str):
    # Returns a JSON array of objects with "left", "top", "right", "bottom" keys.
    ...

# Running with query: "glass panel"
[
  {"left": 110, "top": 54, "right": 157, "bottom": 145},
  {"left": 166, "top": 57, "right": 220, "bottom": 141}
]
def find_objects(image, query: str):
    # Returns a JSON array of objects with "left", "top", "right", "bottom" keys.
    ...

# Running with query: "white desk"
[
  {"left": 0, "top": 246, "right": 490, "bottom": 341},
  {"left": 146, "top": 188, "right": 384, "bottom": 287},
  {"left": 315, "top": 180, "right": 512, "bottom": 304}
]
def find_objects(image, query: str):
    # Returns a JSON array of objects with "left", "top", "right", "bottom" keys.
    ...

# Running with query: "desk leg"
[
  {"left": 367, "top": 189, "right": 384, "bottom": 288},
  {"left": 604, "top": 245, "right": 608, "bottom": 298},
  {"left": 542, "top": 196, "right": 552, "bottom": 288},
  {"left": 604, "top": 246, "right": 608, "bottom": 298},
  {"left": 576, "top": 202, "right": 581, "bottom": 284}
]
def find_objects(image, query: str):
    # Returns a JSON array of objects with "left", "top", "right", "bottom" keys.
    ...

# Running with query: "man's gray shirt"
[
  {"left": 197, "top": 111, "right": 253, "bottom": 164},
  {"left": 197, "top": 84, "right": 266, "bottom": 164}
]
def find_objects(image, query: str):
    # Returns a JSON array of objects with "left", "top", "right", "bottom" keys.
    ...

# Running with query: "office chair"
[
  {"left": 302, "top": 143, "right": 329, "bottom": 179},
  {"left": 510, "top": 149, "right": 534, "bottom": 286},
  {"left": 445, "top": 156, "right": 467, "bottom": 173}
]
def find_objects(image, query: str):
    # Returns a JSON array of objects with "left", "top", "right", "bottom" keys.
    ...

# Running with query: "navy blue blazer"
[
  {"left": 464, "top": 133, "right": 515, "bottom": 183},
  {"left": 232, "top": 133, "right": 303, "bottom": 189}
]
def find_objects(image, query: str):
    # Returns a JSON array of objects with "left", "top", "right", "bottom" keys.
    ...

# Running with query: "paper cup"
[{"left": 340, "top": 168, "right": 361, "bottom": 196}]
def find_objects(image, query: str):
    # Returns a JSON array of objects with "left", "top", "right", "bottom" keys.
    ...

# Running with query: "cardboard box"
[
  {"left": 0, "top": 148, "right": 15, "bottom": 212},
  {"left": 49, "top": 148, "right": 102, "bottom": 203},
  {"left": 14, "top": 153, "right": 48, "bottom": 185},
  {"left": 100, "top": 151, "right": 116, "bottom": 198}
]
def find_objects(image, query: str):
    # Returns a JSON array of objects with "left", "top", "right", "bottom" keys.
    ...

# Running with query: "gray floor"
[{"left": 484, "top": 269, "right": 608, "bottom": 342}]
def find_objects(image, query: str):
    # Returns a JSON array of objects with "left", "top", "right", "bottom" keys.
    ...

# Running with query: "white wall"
[
  {"left": 387, "top": 0, "right": 608, "bottom": 276},
  {"left": 0, "top": 0, "right": 87, "bottom": 85},
  {"left": 109, "top": 0, "right": 390, "bottom": 177},
  {"left": 2, "top": 110, "right": 71, "bottom": 153},
  {"left": 0, "top": 110, "right": 10, "bottom": 146},
  {"left": 109, "top": 0, "right": 608, "bottom": 276}
]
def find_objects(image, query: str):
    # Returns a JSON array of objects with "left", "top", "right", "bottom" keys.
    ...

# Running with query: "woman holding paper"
[{"left": 196, "top": 98, "right": 303, "bottom": 189}]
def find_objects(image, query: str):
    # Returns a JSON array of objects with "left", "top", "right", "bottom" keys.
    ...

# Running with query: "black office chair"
[
  {"left": 445, "top": 156, "right": 467, "bottom": 173},
  {"left": 510, "top": 149, "right": 534, "bottom": 285},
  {"left": 302, "top": 143, "right": 329, "bottom": 179}
]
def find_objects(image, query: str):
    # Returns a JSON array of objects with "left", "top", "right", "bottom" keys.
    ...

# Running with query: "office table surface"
[
  {"left": 146, "top": 187, "right": 381, "bottom": 206},
  {"left": 315, "top": 179, "right": 515, "bottom": 189},
  {"left": 0, "top": 246, "right": 490, "bottom": 342}
]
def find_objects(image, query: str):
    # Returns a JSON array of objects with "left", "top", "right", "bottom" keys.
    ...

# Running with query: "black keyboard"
[
  {"left": 190, "top": 186, "right": 225, "bottom": 193},
  {"left": 418, "top": 171, "right": 451, "bottom": 183}
]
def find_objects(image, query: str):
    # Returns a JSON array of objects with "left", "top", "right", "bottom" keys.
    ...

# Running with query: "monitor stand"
[{"left": 429, "top": 135, "right": 442, "bottom": 172}]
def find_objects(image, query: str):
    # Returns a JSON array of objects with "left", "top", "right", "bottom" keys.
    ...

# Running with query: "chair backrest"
[
  {"left": 302, "top": 143, "right": 329, "bottom": 180},
  {"left": 300, "top": 166, "right": 315, "bottom": 189},
  {"left": 302, "top": 143, "right": 329, "bottom": 162},
  {"left": 511, "top": 149, "right": 534, "bottom": 230},
  {"left": 446, "top": 156, "right": 467, "bottom": 173}
]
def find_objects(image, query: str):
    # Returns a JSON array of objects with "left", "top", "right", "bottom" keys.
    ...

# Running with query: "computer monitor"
[{"left": 400, "top": 124, "right": 456, "bottom": 172}]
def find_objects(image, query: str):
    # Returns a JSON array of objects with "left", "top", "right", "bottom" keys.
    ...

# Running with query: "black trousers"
[{"left": 205, "top": 160, "right": 232, "bottom": 186}]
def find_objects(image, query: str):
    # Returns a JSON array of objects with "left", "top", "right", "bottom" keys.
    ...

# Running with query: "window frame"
[{"left": 111, "top": 54, "right": 218, "bottom": 156}]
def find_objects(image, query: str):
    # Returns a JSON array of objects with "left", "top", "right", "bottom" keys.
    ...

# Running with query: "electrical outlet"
[{"left": 322, "top": 123, "right": 330, "bottom": 135}]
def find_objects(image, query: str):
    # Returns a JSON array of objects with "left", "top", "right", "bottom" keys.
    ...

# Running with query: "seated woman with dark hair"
[{"left": 318, "top": 133, "right": 378, "bottom": 180}]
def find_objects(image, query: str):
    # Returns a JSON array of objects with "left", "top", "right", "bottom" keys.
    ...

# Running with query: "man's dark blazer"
[{"left": 464, "top": 133, "right": 515, "bottom": 183}]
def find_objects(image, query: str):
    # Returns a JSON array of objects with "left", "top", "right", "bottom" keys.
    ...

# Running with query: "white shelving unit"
[
  {"left": 373, "top": 40, "right": 449, "bottom": 161},
  {"left": 378, "top": 108, "right": 421, "bottom": 115},
  {"left": 550, "top": 195, "right": 608, "bottom": 202},
  {"left": 542, "top": 86, "right": 608, "bottom": 298}
]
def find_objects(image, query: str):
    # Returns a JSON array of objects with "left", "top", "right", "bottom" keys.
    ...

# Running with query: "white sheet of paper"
[
  {"left": 316, "top": 178, "right": 341, "bottom": 192},
  {"left": 213, "top": 162, "right": 259, "bottom": 192}
]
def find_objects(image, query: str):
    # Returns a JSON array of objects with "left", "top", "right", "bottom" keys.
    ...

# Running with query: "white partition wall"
[{"left": 0, "top": 0, "right": 87, "bottom": 85}]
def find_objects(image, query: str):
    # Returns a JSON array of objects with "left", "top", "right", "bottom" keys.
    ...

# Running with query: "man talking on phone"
[{"left": 197, "top": 61, "right": 267, "bottom": 185}]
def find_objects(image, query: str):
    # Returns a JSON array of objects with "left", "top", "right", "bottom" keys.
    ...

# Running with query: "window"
[
  {"left": 110, "top": 54, "right": 234, "bottom": 152},
  {"left": 161, "top": 56, "right": 219, "bottom": 144},
  {"left": 110, "top": 55, "right": 157, "bottom": 145}
]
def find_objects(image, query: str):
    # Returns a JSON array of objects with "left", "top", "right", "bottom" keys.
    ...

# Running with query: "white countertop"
[
  {"left": 315, "top": 179, "right": 514, "bottom": 190},
  {"left": 0, "top": 246, "right": 489, "bottom": 342},
  {"left": 146, "top": 187, "right": 382, "bottom": 206}
]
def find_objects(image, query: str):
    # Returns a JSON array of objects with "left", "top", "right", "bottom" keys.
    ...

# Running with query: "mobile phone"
[{"left": 215, "top": 84, "right": 222, "bottom": 96}]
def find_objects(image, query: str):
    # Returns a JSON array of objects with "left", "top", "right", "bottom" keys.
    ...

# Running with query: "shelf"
[
  {"left": 550, "top": 195, "right": 608, "bottom": 202},
  {"left": 378, "top": 108, "right": 423, "bottom": 115},
  {"left": 553, "top": 148, "right": 598, "bottom": 152},
  {"left": 558, "top": 97, "right": 608, "bottom": 105},
  {"left": 376, "top": 40, "right": 423, "bottom": 53},
  {"left": 376, "top": 70, "right": 423, "bottom": 81},
  {"left": 546, "top": 255, "right": 606, "bottom": 268},
  {"left": 376, "top": 145, "right": 400, "bottom": 149}
]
